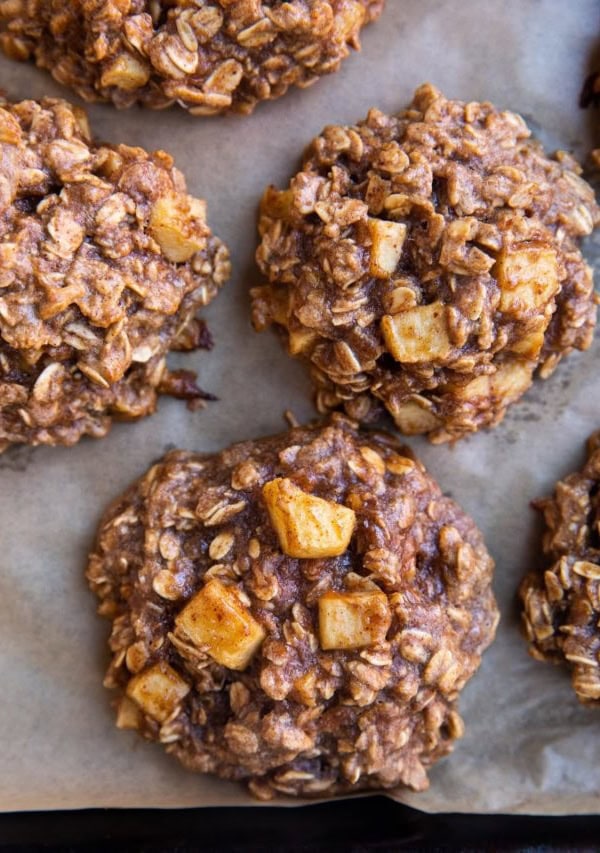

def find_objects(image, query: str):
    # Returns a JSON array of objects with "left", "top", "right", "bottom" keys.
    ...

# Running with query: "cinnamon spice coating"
[
  {"left": 520, "top": 432, "right": 600, "bottom": 705},
  {"left": 0, "top": 96, "right": 230, "bottom": 451},
  {"left": 0, "top": 1, "right": 384, "bottom": 116},
  {"left": 88, "top": 415, "right": 498, "bottom": 799},
  {"left": 252, "top": 84, "right": 600, "bottom": 442}
]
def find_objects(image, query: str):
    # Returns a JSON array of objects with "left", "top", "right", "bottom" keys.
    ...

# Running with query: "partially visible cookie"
[
  {"left": 88, "top": 414, "right": 498, "bottom": 799},
  {"left": 520, "top": 433, "right": 600, "bottom": 705},
  {"left": 0, "top": 96, "right": 230, "bottom": 451},
  {"left": 0, "top": 1, "right": 384, "bottom": 116},
  {"left": 579, "top": 72, "right": 600, "bottom": 168},
  {"left": 253, "top": 83, "right": 600, "bottom": 442}
]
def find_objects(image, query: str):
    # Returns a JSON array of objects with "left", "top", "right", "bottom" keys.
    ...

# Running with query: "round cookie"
[
  {"left": 0, "top": 1, "right": 384, "bottom": 116},
  {"left": 253, "top": 83, "right": 600, "bottom": 443},
  {"left": 520, "top": 432, "right": 600, "bottom": 705},
  {"left": 88, "top": 414, "right": 498, "bottom": 799},
  {"left": 0, "top": 96, "right": 230, "bottom": 451}
]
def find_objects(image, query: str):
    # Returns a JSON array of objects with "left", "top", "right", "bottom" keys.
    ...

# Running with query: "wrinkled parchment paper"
[{"left": 1, "top": 0, "right": 599, "bottom": 815}]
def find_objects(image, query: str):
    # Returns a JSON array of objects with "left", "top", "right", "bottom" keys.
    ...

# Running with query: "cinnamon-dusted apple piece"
[
  {"left": 175, "top": 579, "right": 266, "bottom": 671},
  {"left": 262, "top": 476, "right": 356, "bottom": 558},
  {"left": 253, "top": 84, "right": 600, "bottom": 442},
  {"left": 88, "top": 415, "right": 498, "bottom": 799},
  {"left": 318, "top": 589, "right": 391, "bottom": 650}
]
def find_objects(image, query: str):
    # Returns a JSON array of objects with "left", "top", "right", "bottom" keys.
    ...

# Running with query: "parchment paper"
[{"left": 1, "top": 0, "right": 599, "bottom": 815}]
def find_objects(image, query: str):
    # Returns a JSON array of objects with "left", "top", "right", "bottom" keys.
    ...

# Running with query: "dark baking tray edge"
[{"left": 1, "top": 797, "right": 599, "bottom": 851}]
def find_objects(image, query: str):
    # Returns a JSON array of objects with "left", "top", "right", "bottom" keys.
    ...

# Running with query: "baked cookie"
[
  {"left": 253, "top": 84, "right": 600, "bottom": 443},
  {"left": 520, "top": 432, "right": 600, "bottom": 705},
  {"left": 0, "top": 1, "right": 384, "bottom": 116},
  {"left": 0, "top": 96, "right": 230, "bottom": 451},
  {"left": 88, "top": 414, "right": 498, "bottom": 799}
]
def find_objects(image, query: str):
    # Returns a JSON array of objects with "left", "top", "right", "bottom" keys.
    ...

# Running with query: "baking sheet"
[{"left": 0, "top": 0, "right": 599, "bottom": 815}]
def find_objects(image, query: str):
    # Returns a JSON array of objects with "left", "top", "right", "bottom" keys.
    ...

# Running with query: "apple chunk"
[
  {"left": 456, "top": 360, "right": 532, "bottom": 401},
  {"left": 100, "top": 54, "right": 150, "bottom": 90},
  {"left": 318, "top": 590, "right": 391, "bottom": 650},
  {"left": 149, "top": 192, "right": 207, "bottom": 262},
  {"left": 495, "top": 244, "right": 558, "bottom": 314},
  {"left": 126, "top": 661, "right": 190, "bottom": 723},
  {"left": 381, "top": 301, "right": 451, "bottom": 363},
  {"left": 508, "top": 324, "right": 546, "bottom": 359},
  {"left": 260, "top": 186, "right": 294, "bottom": 221},
  {"left": 288, "top": 327, "right": 318, "bottom": 355},
  {"left": 491, "top": 360, "right": 532, "bottom": 398},
  {"left": 175, "top": 579, "right": 265, "bottom": 670},
  {"left": 391, "top": 399, "right": 441, "bottom": 434},
  {"left": 368, "top": 219, "right": 407, "bottom": 278},
  {"left": 262, "top": 477, "right": 356, "bottom": 559}
]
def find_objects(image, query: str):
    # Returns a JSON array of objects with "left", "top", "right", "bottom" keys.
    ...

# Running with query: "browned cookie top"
[
  {"left": 88, "top": 415, "right": 498, "bottom": 799},
  {"left": 0, "top": 1, "right": 384, "bottom": 115},
  {"left": 253, "top": 84, "right": 600, "bottom": 442},
  {"left": 0, "top": 96, "right": 230, "bottom": 451},
  {"left": 520, "top": 432, "right": 600, "bottom": 705}
]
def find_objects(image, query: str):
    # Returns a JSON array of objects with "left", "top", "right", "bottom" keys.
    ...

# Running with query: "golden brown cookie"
[
  {"left": 520, "top": 432, "right": 600, "bottom": 705},
  {"left": 88, "top": 414, "right": 498, "bottom": 799},
  {"left": 0, "top": 1, "right": 384, "bottom": 115},
  {"left": 0, "top": 96, "right": 229, "bottom": 451},
  {"left": 253, "top": 84, "right": 600, "bottom": 442}
]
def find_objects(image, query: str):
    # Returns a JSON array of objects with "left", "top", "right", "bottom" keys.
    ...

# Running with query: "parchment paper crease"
[{"left": 0, "top": 0, "right": 599, "bottom": 815}]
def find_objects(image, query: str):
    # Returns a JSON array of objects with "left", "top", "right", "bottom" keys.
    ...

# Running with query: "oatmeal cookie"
[
  {"left": 520, "top": 432, "right": 600, "bottom": 705},
  {"left": 88, "top": 414, "right": 498, "bottom": 799},
  {"left": 253, "top": 83, "right": 600, "bottom": 443},
  {"left": 0, "top": 1, "right": 384, "bottom": 116},
  {"left": 0, "top": 96, "right": 230, "bottom": 451}
]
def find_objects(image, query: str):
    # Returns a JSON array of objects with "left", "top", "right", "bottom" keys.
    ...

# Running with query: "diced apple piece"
[
  {"left": 508, "top": 323, "right": 546, "bottom": 359},
  {"left": 100, "top": 54, "right": 150, "bottom": 90},
  {"left": 175, "top": 579, "right": 265, "bottom": 670},
  {"left": 0, "top": 108, "right": 21, "bottom": 145},
  {"left": 454, "top": 374, "right": 491, "bottom": 401},
  {"left": 495, "top": 244, "right": 558, "bottom": 314},
  {"left": 260, "top": 187, "right": 294, "bottom": 221},
  {"left": 264, "top": 287, "right": 288, "bottom": 326},
  {"left": 454, "top": 361, "right": 532, "bottom": 401},
  {"left": 115, "top": 696, "right": 142, "bottom": 730},
  {"left": 149, "top": 192, "right": 207, "bottom": 263},
  {"left": 126, "top": 661, "right": 190, "bottom": 723},
  {"left": 391, "top": 399, "right": 441, "bottom": 434},
  {"left": 491, "top": 360, "right": 532, "bottom": 398},
  {"left": 381, "top": 302, "right": 451, "bottom": 363},
  {"left": 508, "top": 329, "right": 545, "bottom": 359},
  {"left": 262, "top": 478, "right": 356, "bottom": 559},
  {"left": 318, "top": 590, "right": 391, "bottom": 651},
  {"left": 288, "top": 327, "right": 318, "bottom": 355},
  {"left": 368, "top": 219, "right": 407, "bottom": 278}
]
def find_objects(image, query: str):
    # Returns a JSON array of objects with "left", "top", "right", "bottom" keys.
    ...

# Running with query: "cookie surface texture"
[
  {"left": 253, "top": 83, "right": 599, "bottom": 442},
  {"left": 0, "top": 1, "right": 384, "bottom": 115},
  {"left": 0, "top": 96, "right": 230, "bottom": 451},
  {"left": 88, "top": 415, "right": 498, "bottom": 799}
]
